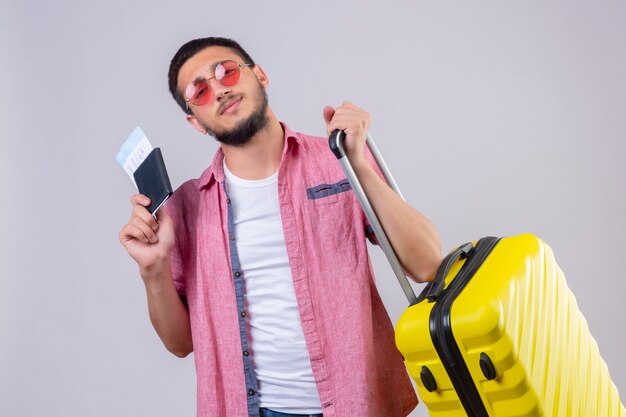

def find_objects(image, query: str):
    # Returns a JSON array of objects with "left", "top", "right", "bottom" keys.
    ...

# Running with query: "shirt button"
[
  {"left": 248, "top": 389, "right": 255, "bottom": 396},
  {"left": 240, "top": 311, "right": 247, "bottom": 317},
  {"left": 226, "top": 198, "right": 231, "bottom": 204},
  {"left": 230, "top": 235, "right": 236, "bottom": 241},
  {"left": 243, "top": 350, "right": 249, "bottom": 356},
  {"left": 234, "top": 271, "right": 241, "bottom": 278}
]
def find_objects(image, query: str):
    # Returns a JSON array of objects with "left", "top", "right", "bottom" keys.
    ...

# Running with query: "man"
[{"left": 119, "top": 37, "right": 442, "bottom": 417}]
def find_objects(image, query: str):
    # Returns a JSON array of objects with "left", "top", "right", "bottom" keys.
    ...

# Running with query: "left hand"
[{"left": 323, "top": 101, "right": 371, "bottom": 164}]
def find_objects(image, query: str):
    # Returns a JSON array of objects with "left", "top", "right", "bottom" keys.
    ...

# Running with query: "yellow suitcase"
[
  {"left": 328, "top": 131, "right": 625, "bottom": 416},
  {"left": 395, "top": 234, "right": 625, "bottom": 416}
]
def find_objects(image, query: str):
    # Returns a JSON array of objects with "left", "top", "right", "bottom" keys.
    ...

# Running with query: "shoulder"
[
  {"left": 282, "top": 123, "right": 327, "bottom": 151},
  {"left": 294, "top": 131, "right": 328, "bottom": 151},
  {"left": 169, "top": 178, "right": 200, "bottom": 208},
  {"left": 166, "top": 152, "right": 218, "bottom": 215},
  {"left": 289, "top": 129, "right": 338, "bottom": 167},
  {"left": 164, "top": 178, "right": 201, "bottom": 227}
]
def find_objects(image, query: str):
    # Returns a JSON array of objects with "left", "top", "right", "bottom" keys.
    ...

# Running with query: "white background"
[{"left": 1, "top": 1, "right": 624, "bottom": 416}]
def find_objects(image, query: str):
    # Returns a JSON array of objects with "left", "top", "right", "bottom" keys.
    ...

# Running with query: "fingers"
[
  {"left": 130, "top": 197, "right": 159, "bottom": 229},
  {"left": 119, "top": 220, "right": 157, "bottom": 245},
  {"left": 130, "top": 194, "right": 151, "bottom": 207},
  {"left": 324, "top": 101, "right": 371, "bottom": 138},
  {"left": 339, "top": 100, "right": 359, "bottom": 111},
  {"left": 119, "top": 194, "right": 160, "bottom": 244},
  {"left": 126, "top": 219, "right": 158, "bottom": 244},
  {"left": 322, "top": 106, "right": 335, "bottom": 126}
]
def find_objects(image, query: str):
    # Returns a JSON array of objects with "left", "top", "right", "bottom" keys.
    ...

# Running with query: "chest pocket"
[
  {"left": 306, "top": 178, "right": 358, "bottom": 249},
  {"left": 306, "top": 178, "right": 352, "bottom": 204}
]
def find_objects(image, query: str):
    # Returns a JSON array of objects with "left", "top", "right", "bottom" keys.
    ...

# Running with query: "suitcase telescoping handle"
[{"left": 329, "top": 130, "right": 418, "bottom": 305}]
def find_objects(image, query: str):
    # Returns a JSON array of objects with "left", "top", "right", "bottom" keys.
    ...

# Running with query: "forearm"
[
  {"left": 352, "top": 159, "right": 442, "bottom": 282},
  {"left": 141, "top": 260, "right": 193, "bottom": 357}
]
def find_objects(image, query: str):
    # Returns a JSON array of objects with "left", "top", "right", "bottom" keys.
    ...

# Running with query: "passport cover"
[{"left": 133, "top": 148, "right": 173, "bottom": 215}]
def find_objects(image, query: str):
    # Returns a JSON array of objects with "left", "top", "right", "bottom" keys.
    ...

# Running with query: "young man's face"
[{"left": 177, "top": 46, "right": 270, "bottom": 146}]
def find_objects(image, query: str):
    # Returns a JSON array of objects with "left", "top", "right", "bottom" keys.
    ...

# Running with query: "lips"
[{"left": 219, "top": 96, "right": 242, "bottom": 115}]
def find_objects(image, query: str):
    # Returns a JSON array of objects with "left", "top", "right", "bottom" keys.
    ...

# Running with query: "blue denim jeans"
[{"left": 259, "top": 408, "right": 323, "bottom": 417}]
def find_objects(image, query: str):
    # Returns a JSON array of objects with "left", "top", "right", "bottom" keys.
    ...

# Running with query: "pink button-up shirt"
[{"left": 165, "top": 123, "right": 418, "bottom": 417}]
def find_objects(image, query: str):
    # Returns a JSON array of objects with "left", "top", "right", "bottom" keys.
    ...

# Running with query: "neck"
[{"left": 221, "top": 110, "right": 284, "bottom": 180}]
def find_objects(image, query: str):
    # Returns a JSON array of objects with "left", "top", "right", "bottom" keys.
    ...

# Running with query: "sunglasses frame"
[{"left": 184, "top": 60, "right": 254, "bottom": 112}]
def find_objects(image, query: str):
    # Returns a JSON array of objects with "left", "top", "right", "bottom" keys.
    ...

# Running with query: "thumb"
[{"left": 322, "top": 105, "right": 335, "bottom": 125}]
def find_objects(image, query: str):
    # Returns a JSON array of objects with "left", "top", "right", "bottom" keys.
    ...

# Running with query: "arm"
[
  {"left": 323, "top": 102, "right": 442, "bottom": 282},
  {"left": 118, "top": 195, "right": 193, "bottom": 357}
]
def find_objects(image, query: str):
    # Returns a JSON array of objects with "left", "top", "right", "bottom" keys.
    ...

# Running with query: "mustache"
[{"left": 217, "top": 93, "right": 243, "bottom": 115}]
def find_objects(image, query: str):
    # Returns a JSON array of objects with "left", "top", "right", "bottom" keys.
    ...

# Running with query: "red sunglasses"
[{"left": 184, "top": 60, "right": 253, "bottom": 110}]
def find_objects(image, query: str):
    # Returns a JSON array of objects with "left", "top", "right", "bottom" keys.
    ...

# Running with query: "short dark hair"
[{"left": 167, "top": 37, "right": 256, "bottom": 114}]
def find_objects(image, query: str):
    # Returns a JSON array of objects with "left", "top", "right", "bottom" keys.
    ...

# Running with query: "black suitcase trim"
[{"left": 428, "top": 236, "right": 501, "bottom": 417}]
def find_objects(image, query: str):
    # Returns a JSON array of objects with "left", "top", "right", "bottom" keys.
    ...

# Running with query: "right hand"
[{"left": 118, "top": 194, "right": 175, "bottom": 272}]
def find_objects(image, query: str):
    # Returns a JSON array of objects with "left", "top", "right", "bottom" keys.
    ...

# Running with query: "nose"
[{"left": 208, "top": 78, "right": 231, "bottom": 101}]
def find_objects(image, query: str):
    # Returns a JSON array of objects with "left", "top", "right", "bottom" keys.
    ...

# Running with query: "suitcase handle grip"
[
  {"left": 422, "top": 242, "right": 474, "bottom": 302},
  {"left": 329, "top": 129, "right": 417, "bottom": 305}
]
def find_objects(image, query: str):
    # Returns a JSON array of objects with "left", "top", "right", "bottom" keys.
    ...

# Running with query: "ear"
[
  {"left": 252, "top": 65, "right": 270, "bottom": 88},
  {"left": 186, "top": 113, "right": 209, "bottom": 135}
]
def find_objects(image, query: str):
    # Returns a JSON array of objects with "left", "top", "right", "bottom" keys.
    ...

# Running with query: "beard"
[{"left": 202, "top": 86, "right": 270, "bottom": 147}]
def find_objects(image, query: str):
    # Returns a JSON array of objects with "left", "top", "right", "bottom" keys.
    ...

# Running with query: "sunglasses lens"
[
  {"left": 186, "top": 80, "right": 212, "bottom": 106},
  {"left": 217, "top": 60, "right": 242, "bottom": 86},
  {"left": 185, "top": 61, "right": 246, "bottom": 107}
]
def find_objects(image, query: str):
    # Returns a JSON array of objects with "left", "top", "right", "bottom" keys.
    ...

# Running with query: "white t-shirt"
[{"left": 223, "top": 161, "right": 322, "bottom": 414}]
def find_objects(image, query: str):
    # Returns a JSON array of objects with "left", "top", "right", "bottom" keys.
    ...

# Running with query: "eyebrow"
[{"left": 190, "top": 61, "right": 224, "bottom": 85}]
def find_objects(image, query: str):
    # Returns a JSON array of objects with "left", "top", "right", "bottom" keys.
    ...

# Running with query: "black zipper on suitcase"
[{"left": 429, "top": 236, "right": 500, "bottom": 417}]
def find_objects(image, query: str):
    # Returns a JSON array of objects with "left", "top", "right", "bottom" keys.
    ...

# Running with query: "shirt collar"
[{"left": 196, "top": 121, "right": 301, "bottom": 190}]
